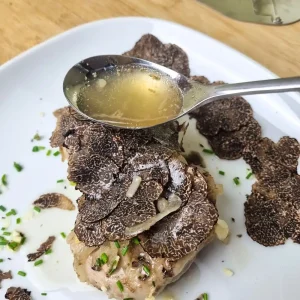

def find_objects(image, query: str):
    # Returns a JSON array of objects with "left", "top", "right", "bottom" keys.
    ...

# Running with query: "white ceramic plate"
[{"left": 0, "top": 17, "right": 300, "bottom": 300}]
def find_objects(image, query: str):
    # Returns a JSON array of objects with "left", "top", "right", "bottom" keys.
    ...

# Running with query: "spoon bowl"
[{"left": 63, "top": 55, "right": 300, "bottom": 129}]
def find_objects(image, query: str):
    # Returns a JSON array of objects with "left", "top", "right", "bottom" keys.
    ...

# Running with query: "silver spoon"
[{"left": 63, "top": 55, "right": 300, "bottom": 129}]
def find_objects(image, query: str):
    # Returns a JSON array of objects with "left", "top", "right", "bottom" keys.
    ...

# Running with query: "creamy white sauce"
[{"left": 17, "top": 207, "right": 96, "bottom": 292}]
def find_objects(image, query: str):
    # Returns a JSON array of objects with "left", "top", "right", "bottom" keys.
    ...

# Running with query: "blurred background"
[{"left": 0, "top": 0, "right": 299, "bottom": 77}]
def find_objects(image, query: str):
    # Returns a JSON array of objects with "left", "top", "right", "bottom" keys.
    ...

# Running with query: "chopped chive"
[
  {"left": 1, "top": 174, "right": 7, "bottom": 186},
  {"left": 3, "top": 232, "right": 11, "bottom": 236},
  {"left": 132, "top": 237, "right": 140, "bottom": 245},
  {"left": 20, "top": 236, "right": 26, "bottom": 245},
  {"left": 32, "top": 146, "right": 39, "bottom": 152},
  {"left": 57, "top": 179, "right": 64, "bottom": 183},
  {"left": 0, "top": 259, "right": 4, "bottom": 263},
  {"left": 8, "top": 241, "right": 19, "bottom": 250},
  {"left": 108, "top": 257, "right": 120, "bottom": 275},
  {"left": 114, "top": 241, "right": 120, "bottom": 248},
  {"left": 16, "top": 218, "right": 21, "bottom": 224},
  {"left": 34, "top": 259, "right": 43, "bottom": 266},
  {"left": 44, "top": 248, "right": 52, "bottom": 255},
  {"left": 152, "top": 281, "right": 156, "bottom": 287},
  {"left": 33, "top": 133, "right": 42, "bottom": 141},
  {"left": 18, "top": 271, "right": 26, "bottom": 277},
  {"left": 6, "top": 209, "right": 17, "bottom": 216},
  {"left": 233, "top": 177, "right": 240, "bottom": 185},
  {"left": 46, "top": 150, "right": 52, "bottom": 156},
  {"left": 121, "top": 246, "right": 128, "bottom": 256},
  {"left": 41, "top": 293, "right": 47, "bottom": 296},
  {"left": 0, "top": 205, "right": 6, "bottom": 212},
  {"left": 96, "top": 258, "right": 102, "bottom": 266},
  {"left": 143, "top": 265, "right": 150, "bottom": 276},
  {"left": 116, "top": 280, "right": 124, "bottom": 292},
  {"left": 203, "top": 148, "right": 214, "bottom": 154},
  {"left": 0, "top": 241, "right": 7, "bottom": 246},
  {"left": 100, "top": 253, "right": 108, "bottom": 264},
  {"left": 246, "top": 172, "right": 253, "bottom": 179},
  {"left": 123, "top": 298, "right": 133, "bottom": 300},
  {"left": 202, "top": 293, "right": 208, "bottom": 300},
  {"left": 69, "top": 181, "right": 76, "bottom": 186},
  {"left": 1, "top": 228, "right": 5, "bottom": 230},
  {"left": 53, "top": 151, "right": 60, "bottom": 156},
  {"left": 33, "top": 206, "right": 41, "bottom": 213},
  {"left": 13, "top": 162, "right": 23, "bottom": 172},
  {"left": 60, "top": 232, "right": 66, "bottom": 239},
  {"left": 219, "top": 170, "right": 225, "bottom": 176}
]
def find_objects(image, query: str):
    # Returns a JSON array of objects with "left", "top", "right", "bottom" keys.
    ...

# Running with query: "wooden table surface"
[{"left": 1, "top": 0, "right": 300, "bottom": 77}]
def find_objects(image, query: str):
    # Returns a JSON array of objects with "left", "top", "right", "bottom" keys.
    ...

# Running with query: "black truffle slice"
[
  {"left": 167, "top": 156, "right": 192, "bottom": 205},
  {"left": 27, "top": 236, "right": 55, "bottom": 262},
  {"left": 244, "top": 192, "right": 288, "bottom": 246},
  {"left": 78, "top": 182, "right": 129, "bottom": 223},
  {"left": 68, "top": 151, "right": 119, "bottom": 198},
  {"left": 102, "top": 182, "right": 161, "bottom": 240},
  {"left": 207, "top": 118, "right": 261, "bottom": 160},
  {"left": 0, "top": 270, "right": 12, "bottom": 288},
  {"left": 190, "top": 96, "right": 253, "bottom": 136},
  {"left": 50, "top": 107, "right": 87, "bottom": 148},
  {"left": 5, "top": 287, "right": 31, "bottom": 300},
  {"left": 74, "top": 217, "right": 105, "bottom": 247},
  {"left": 123, "top": 34, "right": 190, "bottom": 77},
  {"left": 243, "top": 137, "right": 300, "bottom": 175},
  {"left": 33, "top": 193, "right": 75, "bottom": 210},
  {"left": 140, "top": 191, "right": 218, "bottom": 260}
]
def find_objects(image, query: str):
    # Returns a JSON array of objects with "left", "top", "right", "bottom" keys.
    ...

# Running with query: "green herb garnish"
[
  {"left": 34, "top": 259, "right": 43, "bottom": 266},
  {"left": 121, "top": 246, "right": 128, "bottom": 256},
  {"left": 6, "top": 209, "right": 17, "bottom": 216},
  {"left": 1, "top": 174, "right": 7, "bottom": 186},
  {"left": 45, "top": 249, "right": 52, "bottom": 255},
  {"left": 13, "top": 162, "right": 23, "bottom": 172},
  {"left": 18, "top": 271, "right": 26, "bottom": 277},
  {"left": 143, "top": 265, "right": 150, "bottom": 276},
  {"left": 0, "top": 259, "right": 4, "bottom": 263},
  {"left": 123, "top": 298, "right": 134, "bottom": 300},
  {"left": 20, "top": 236, "right": 26, "bottom": 245},
  {"left": 132, "top": 237, "right": 140, "bottom": 245},
  {"left": 233, "top": 177, "right": 240, "bottom": 185},
  {"left": 152, "top": 281, "right": 156, "bottom": 287},
  {"left": 114, "top": 241, "right": 120, "bottom": 248},
  {"left": 60, "top": 232, "right": 66, "bottom": 239},
  {"left": 219, "top": 170, "right": 225, "bottom": 176},
  {"left": 33, "top": 133, "right": 42, "bottom": 141},
  {"left": 246, "top": 172, "right": 253, "bottom": 179},
  {"left": 34, "top": 206, "right": 41, "bottom": 213},
  {"left": 46, "top": 150, "right": 52, "bottom": 156},
  {"left": 16, "top": 218, "right": 21, "bottom": 224},
  {"left": 32, "top": 146, "right": 46, "bottom": 152},
  {"left": 0, "top": 206, "right": 6, "bottom": 212},
  {"left": 8, "top": 241, "right": 19, "bottom": 250},
  {"left": 57, "top": 179, "right": 64, "bottom": 183},
  {"left": 53, "top": 151, "right": 60, "bottom": 156},
  {"left": 41, "top": 293, "right": 47, "bottom": 296},
  {"left": 100, "top": 253, "right": 108, "bottom": 264},
  {"left": 202, "top": 293, "right": 208, "bottom": 300},
  {"left": 203, "top": 148, "right": 214, "bottom": 154},
  {"left": 116, "top": 280, "right": 124, "bottom": 292},
  {"left": 108, "top": 257, "right": 120, "bottom": 275},
  {"left": 3, "top": 232, "right": 11, "bottom": 236}
]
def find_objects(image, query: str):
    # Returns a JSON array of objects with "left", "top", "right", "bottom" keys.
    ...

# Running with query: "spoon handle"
[{"left": 212, "top": 77, "right": 300, "bottom": 99}]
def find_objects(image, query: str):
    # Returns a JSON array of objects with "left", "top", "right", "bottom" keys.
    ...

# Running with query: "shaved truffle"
[
  {"left": 140, "top": 191, "right": 218, "bottom": 260},
  {"left": 74, "top": 217, "right": 105, "bottom": 247},
  {"left": 102, "top": 182, "right": 160, "bottom": 240},
  {"left": 33, "top": 193, "right": 75, "bottom": 210},
  {"left": 5, "top": 287, "right": 31, "bottom": 300},
  {"left": 27, "top": 236, "right": 55, "bottom": 262},
  {"left": 68, "top": 151, "right": 119, "bottom": 198},
  {"left": 207, "top": 119, "right": 262, "bottom": 160},
  {"left": 0, "top": 270, "right": 12, "bottom": 288},
  {"left": 123, "top": 34, "right": 190, "bottom": 77},
  {"left": 243, "top": 137, "right": 300, "bottom": 176},
  {"left": 190, "top": 96, "right": 253, "bottom": 136}
]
